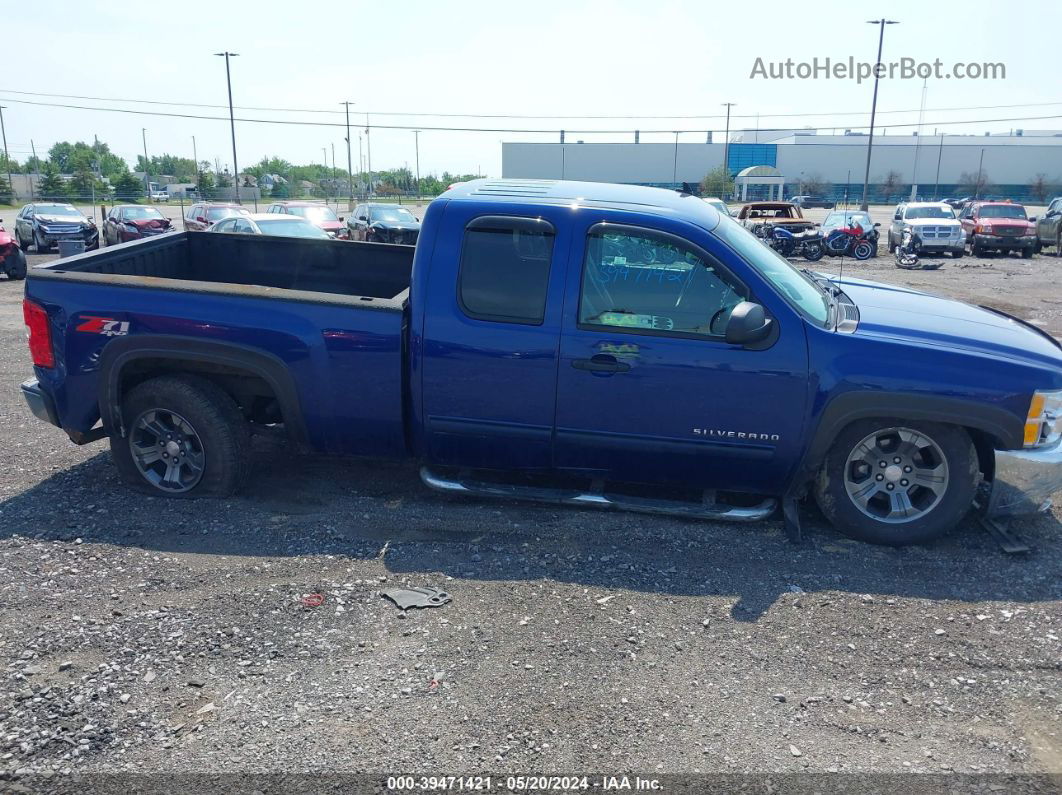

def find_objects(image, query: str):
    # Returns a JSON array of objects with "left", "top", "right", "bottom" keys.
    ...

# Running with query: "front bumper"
[
  {"left": 972, "top": 233, "right": 1036, "bottom": 250},
  {"left": 914, "top": 239, "right": 964, "bottom": 253},
  {"left": 988, "top": 441, "right": 1062, "bottom": 517},
  {"left": 40, "top": 228, "right": 99, "bottom": 246},
  {"left": 21, "top": 378, "right": 59, "bottom": 427}
]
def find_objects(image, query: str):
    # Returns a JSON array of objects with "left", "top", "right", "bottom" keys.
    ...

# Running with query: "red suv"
[
  {"left": 958, "top": 201, "right": 1038, "bottom": 258},
  {"left": 184, "top": 203, "right": 251, "bottom": 232},
  {"left": 265, "top": 201, "right": 349, "bottom": 239}
]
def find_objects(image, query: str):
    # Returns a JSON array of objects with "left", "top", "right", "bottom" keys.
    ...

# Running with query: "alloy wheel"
[
  {"left": 843, "top": 427, "right": 949, "bottom": 524},
  {"left": 128, "top": 408, "right": 206, "bottom": 493}
]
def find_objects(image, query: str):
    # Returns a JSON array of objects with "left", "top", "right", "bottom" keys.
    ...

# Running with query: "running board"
[{"left": 419, "top": 467, "right": 777, "bottom": 522}]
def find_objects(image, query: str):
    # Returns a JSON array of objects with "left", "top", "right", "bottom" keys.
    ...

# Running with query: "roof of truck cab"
[{"left": 441, "top": 179, "right": 722, "bottom": 226}]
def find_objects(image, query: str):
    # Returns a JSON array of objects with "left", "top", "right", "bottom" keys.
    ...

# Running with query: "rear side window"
[{"left": 457, "top": 216, "right": 555, "bottom": 324}]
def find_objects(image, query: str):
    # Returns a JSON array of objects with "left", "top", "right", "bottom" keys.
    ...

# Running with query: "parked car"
[
  {"left": 735, "top": 202, "right": 816, "bottom": 235},
  {"left": 208, "top": 213, "right": 331, "bottom": 239},
  {"left": 347, "top": 203, "right": 421, "bottom": 244},
  {"left": 183, "top": 203, "right": 251, "bottom": 232},
  {"left": 944, "top": 196, "right": 972, "bottom": 210},
  {"left": 791, "top": 195, "right": 834, "bottom": 209},
  {"left": 702, "top": 197, "right": 730, "bottom": 216},
  {"left": 886, "top": 202, "right": 964, "bottom": 258},
  {"left": 957, "top": 201, "right": 1037, "bottom": 258},
  {"left": 150, "top": 190, "right": 170, "bottom": 202},
  {"left": 13, "top": 203, "right": 99, "bottom": 253},
  {"left": 1033, "top": 196, "right": 1062, "bottom": 256},
  {"left": 820, "top": 210, "right": 879, "bottom": 254},
  {"left": 265, "top": 201, "right": 349, "bottom": 239},
  {"left": 103, "top": 205, "right": 175, "bottom": 246},
  {"left": 0, "top": 217, "right": 27, "bottom": 280},
  {"left": 19, "top": 179, "right": 1062, "bottom": 547}
]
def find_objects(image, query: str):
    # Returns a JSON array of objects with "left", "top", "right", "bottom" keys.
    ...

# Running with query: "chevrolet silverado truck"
[
  {"left": 958, "top": 201, "right": 1037, "bottom": 258},
  {"left": 20, "top": 180, "right": 1062, "bottom": 546}
]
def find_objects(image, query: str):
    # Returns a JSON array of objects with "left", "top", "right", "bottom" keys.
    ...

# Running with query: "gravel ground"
[{"left": 0, "top": 222, "right": 1060, "bottom": 789}]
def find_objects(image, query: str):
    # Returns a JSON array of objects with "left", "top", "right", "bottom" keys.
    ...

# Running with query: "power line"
[
  {"left": 3, "top": 87, "right": 1062, "bottom": 121},
  {"left": 3, "top": 96, "right": 1062, "bottom": 137}
]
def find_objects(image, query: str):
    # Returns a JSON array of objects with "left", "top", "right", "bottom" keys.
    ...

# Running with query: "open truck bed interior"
[{"left": 34, "top": 231, "right": 414, "bottom": 309}]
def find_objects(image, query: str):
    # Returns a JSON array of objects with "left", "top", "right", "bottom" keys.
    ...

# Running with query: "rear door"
[
  {"left": 419, "top": 203, "right": 570, "bottom": 471},
  {"left": 553, "top": 214, "right": 810, "bottom": 495}
]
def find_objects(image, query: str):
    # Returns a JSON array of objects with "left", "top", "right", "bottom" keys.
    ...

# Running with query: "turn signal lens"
[{"left": 1024, "top": 391, "right": 1062, "bottom": 448}]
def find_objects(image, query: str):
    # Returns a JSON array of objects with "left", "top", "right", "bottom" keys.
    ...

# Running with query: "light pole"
[
  {"left": 721, "top": 102, "right": 735, "bottom": 197},
  {"left": 214, "top": 51, "right": 241, "bottom": 203},
  {"left": 859, "top": 19, "right": 899, "bottom": 210},
  {"left": 141, "top": 128, "right": 150, "bottom": 199},
  {"left": 0, "top": 106, "right": 12, "bottom": 200},
  {"left": 192, "top": 135, "right": 198, "bottom": 196},
  {"left": 341, "top": 101, "right": 355, "bottom": 204},
  {"left": 413, "top": 130, "right": 421, "bottom": 197}
]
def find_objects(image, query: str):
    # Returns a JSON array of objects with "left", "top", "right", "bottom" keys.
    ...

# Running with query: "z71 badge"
[{"left": 75, "top": 316, "right": 130, "bottom": 337}]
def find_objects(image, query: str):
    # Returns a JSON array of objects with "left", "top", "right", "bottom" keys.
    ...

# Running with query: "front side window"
[
  {"left": 458, "top": 216, "right": 555, "bottom": 324},
  {"left": 579, "top": 226, "right": 748, "bottom": 338}
]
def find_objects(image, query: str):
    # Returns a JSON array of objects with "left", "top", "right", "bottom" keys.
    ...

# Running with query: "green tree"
[
  {"left": 0, "top": 153, "right": 21, "bottom": 175},
  {"left": 0, "top": 175, "right": 12, "bottom": 204},
  {"left": 270, "top": 179, "right": 290, "bottom": 199},
  {"left": 69, "top": 168, "right": 105, "bottom": 201},
  {"left": 38, "top": 162, "right": 67, "bottom": 200},
  {"left": 112, "top": 171, "right": 144, "bottom": 201},
  {"left": 699, "top": 165, "right": 734, "bottom": 198}
]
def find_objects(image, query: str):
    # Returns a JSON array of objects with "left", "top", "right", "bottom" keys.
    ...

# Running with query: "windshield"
[
  {"left": 256, "top": 219, "right": 330, "bottom": 239},
  {"left": 905, "top": 205, "right": 954, "bottom": 220},
  {"left": 285, "top": 205, "right": 338, "bottom": 222},
  {"left": 824, "top": 212, "right": 871, "bottom": 228},
  {"left": 713, "top": 215, "right": 830, "bottom": 326},
  {"left": 370, "top": 206, "right": 417, "bottom": 223},
  {"left": 123, "top": 207, "right": 165, "bottom": 220},
  {"left": 978, "top": 204, "right": 1027, "bottom": 219},
  {"left": 36, "top": 204, "right": 81, "bottom": 217},
  {"left": 206, "top": 206, "right": 250, "bottom": 222}
]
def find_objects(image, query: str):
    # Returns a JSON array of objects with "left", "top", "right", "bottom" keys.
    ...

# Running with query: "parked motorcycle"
[
  {"left": 821, "top": 222, "right": 879, "bottom": 261},
  {"left": 760, "top": 225, "right": 825, "bottom": 262}
]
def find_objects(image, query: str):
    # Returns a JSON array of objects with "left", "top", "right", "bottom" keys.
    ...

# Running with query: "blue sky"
[{"left": 0, "top": 0, "right": 1058, "bottom": 177}]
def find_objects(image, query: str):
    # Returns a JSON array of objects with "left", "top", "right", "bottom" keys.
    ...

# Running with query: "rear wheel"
[
  {"left": 971, "top": 243, "right": 984, "bottom": 257},
  {"left": 814, "top": 420, "right": 978, "bottom": 546},
  {"left": 951, "top": 249, "right": 964, "bottom": 259},
  {"left": 1021, "top": 247, "right": 1033, "bottom": 259},
  {"left": 110, "top": 375, "right": 250, "bottom": 497}
]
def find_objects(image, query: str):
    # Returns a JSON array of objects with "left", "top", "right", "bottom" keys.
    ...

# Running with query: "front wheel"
[
  {"left": 110, "top": 375, "right": 250, "bottom": 497},
  {"left": 951, "top": 250, "right": 964, "bottom": 259},
  {"left": 813, "top": 420, "right": 978, "bottom": 546},
  {"left": 852, "top": 240, "right": 874, "bottom": 260},
  {"left": 802, "top": 241, "right": 824, "bottom": 262}
]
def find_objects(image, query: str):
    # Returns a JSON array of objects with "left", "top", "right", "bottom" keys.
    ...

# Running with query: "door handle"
[{"left": 571, "top": 354, "right": 630, "bottom": 373}]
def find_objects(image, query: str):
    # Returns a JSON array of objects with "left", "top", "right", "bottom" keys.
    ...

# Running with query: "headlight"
[{"left": 1024, "top": 389, "right": 1062, "bottom": 448}]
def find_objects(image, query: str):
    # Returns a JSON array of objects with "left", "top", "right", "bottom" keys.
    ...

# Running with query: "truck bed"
[{"left": 34, "top": 231, "right": 413, "bottom": 308}]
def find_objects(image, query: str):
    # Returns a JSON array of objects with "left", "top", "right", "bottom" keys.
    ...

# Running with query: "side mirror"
[
  {"left": 339, "top": 216, "right": 344, "bottom": 222},
  {"left": 1029, "top": 216, "right": 1038, "bottom": 223},
  {"left": 725, "top": 302, "right": 773, "bottom": 345},
  {"left": 873, "top": 222, "right": 881, "bottom": 228}
]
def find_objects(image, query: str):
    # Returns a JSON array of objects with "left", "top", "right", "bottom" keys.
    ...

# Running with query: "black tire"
[
  {"left": 971, "top": 243, "right": 983, "bottom": 257},
  {"left": 813, "top": 419, "right": 978, "bottom": 546},
  {"left": 1021, "top": 247, "right": 1033, "bottom": 259},
  {"left": 1056, "top": 232, "right": 1062, "bottom": 257},
  {"left": 110, "top": 375, "right": 250, "bottom": 498},
  {"left": 951, "top": 250, "right": 964, "bottom": 259},
  {"left": 5, "top": 248, "right": 27, "bottom": 280}
]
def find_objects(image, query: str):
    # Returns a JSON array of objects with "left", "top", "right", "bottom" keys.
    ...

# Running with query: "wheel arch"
[
  {"left": 98, "top": 335, "right": 308, "bottom": 446},
  {"left": 790, "top": 390, "right": 1021, "bottom": 493}
]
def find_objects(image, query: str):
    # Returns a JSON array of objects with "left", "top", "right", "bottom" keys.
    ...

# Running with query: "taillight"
[{"left": 23, "top": 298, "right": 55, "bottom": 369}]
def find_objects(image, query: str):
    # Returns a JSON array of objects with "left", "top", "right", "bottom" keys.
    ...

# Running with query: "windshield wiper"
[{"left": 800, "top": 268, "right": 841, "bottom": 326}]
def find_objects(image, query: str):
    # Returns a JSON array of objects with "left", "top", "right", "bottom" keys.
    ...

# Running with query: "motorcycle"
[
  {"left": 822, "top": 222, "right": 879, "bottom": 261},
  {"left": 759, "top": 225, "right": 825, "bottom": 262},
  {"left": 894, "top": 227, "right": 942, "bottom": 270}
]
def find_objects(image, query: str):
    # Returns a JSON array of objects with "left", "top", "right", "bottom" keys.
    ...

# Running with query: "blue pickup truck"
[{"left": 20, "top": 180, "right": 1062, "bottom": 546}]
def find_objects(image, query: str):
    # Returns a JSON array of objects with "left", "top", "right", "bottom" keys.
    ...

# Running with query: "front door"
[
  {"left": 419, "top": 204, "right": 570, "bottom": 471},
  {"left": 554, "top": 217, "right": 810, "bottom": 496}
]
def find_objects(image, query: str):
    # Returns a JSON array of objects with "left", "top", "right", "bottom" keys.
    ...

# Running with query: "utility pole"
[
  {"left": 976, "top": 147, "right": 985, "bottom": 199},
  {"left": 721, "top": 102, "right": 735, "bottom": 196},
  {"left": 860, "top": 19, "right": 900, "bottom": 210},
  {"left": 214, "top": 51, "right": 241, "bottom": 203},
  {"left": 341, "top": 101, "right": 355, "bottom": 204},
  {"left": 192, "top": 135, "right": 199, "bottom": 195},
  {"left": 672, "top": 131, "right": 679, "bottom": 184},
  {"left": 141, "top": 128, "right": 150, "bottom": 198},
  {"left": 932, "top": 132, "right": 944, "bottom": 200},
  {"left": 365, "top": 114, "right": 372, "bottom": 197},
  {"left": 0, "top": 106, "right": 12, "bottom": 201},
  {"left": 30, "top": 139, "right": 39, "bottom": 200},
  {"left": 358, "top": 134, "right": 364, "bottom": 188},
  {"left": 322, "top": 147, "right": 328, "bottom": 198},
  {"left": 413, "top": 130, "right": 421, "bottom": 197}
]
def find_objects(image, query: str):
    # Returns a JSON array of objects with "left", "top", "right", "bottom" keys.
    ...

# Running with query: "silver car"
[
  {"left": 207, "top": 213, "right": 331, "bottom": 239},
  {"left": 887, "top": 202, "right": 965, "bottom": 258}
]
